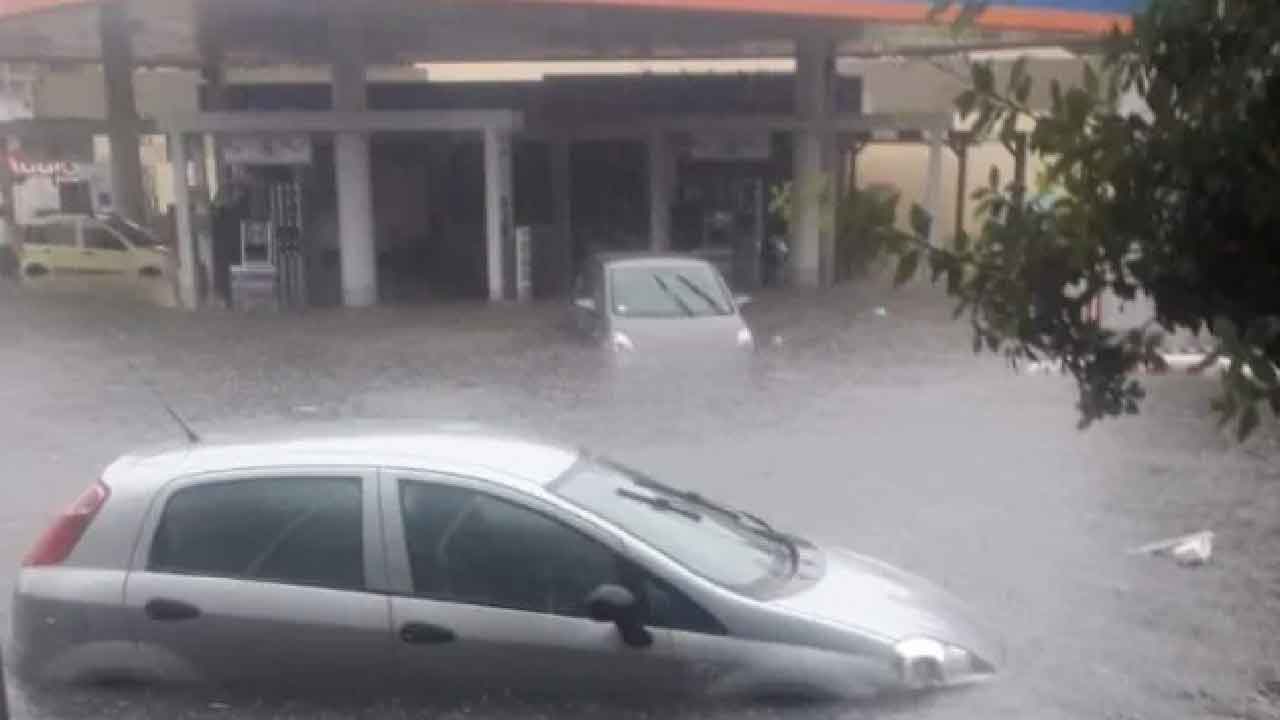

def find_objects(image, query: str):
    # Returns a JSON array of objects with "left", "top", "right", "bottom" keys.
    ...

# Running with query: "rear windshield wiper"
[
  {"left": 616, "top": 487, "right": 702, "bottom": 522},
  {"left": 633, "top": 476, "right": 800, "bottom": 571}
]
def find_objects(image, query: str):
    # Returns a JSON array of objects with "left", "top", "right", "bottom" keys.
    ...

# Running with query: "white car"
[{"left": 13, "top": 424, "right": 999, "bottom": 699}]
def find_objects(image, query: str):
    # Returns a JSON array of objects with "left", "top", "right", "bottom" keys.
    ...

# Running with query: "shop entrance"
[{"left": 670, "top": 134, "right": 789, "bottom": 290}]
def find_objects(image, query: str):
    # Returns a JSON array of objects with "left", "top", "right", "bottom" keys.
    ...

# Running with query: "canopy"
[{"left": 0, "top": 0, "right": 1139, "bottom": 65}]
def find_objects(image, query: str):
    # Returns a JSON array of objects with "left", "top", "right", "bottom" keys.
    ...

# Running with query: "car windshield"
[
  {"left": 104, "top": 215, "right": 160, "bottom": 248},
  {"left": 609, "top": 264, "right": 733, "bottom": 319},
  {"left": 552, "top": 459, "right": 793, "bottom": 596}
]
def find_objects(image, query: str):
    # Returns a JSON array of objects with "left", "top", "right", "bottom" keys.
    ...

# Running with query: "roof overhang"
[{"left": 0, "top": 0, "right": 1136, "bottom": 66}]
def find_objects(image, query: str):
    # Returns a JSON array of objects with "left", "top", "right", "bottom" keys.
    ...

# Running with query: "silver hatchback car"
[
  {"left": 572, "top": 253, "right": 756, "bottom": 354},
  {"left": 12, "top": 425, "right": 998, "bottom": 698}
]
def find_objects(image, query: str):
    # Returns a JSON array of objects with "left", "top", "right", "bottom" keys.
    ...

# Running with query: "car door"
[
  {"left": 20, "top": 220, "right": 79, "bottom": 279},
  {"left": 124, "top": 469, "right": 392, "bottom": 688},
  {"left": 382, "top": 470, "right": 683, "bottom": 696},
  {"left": 79, "top": 221, "right": 135, "bottom": 292}
]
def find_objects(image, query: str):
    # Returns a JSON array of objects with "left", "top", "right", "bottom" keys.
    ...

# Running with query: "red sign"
[{"left": 6, "top": 154, "right": 78, "bottom": 178}]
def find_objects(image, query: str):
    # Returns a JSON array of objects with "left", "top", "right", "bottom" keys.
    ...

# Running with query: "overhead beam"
[{"left": 155, "top": 110, "right": 524, "bottom": 134}]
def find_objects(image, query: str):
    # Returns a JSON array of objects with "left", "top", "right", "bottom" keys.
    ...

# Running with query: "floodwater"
[{"left": 1, "top": 280, "right": 1277, "bottom": 719}]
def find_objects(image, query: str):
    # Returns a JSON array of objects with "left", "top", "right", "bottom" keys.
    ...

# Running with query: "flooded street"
[{"left": 2, "top": 280, "right": 1278, "bottom": 719}]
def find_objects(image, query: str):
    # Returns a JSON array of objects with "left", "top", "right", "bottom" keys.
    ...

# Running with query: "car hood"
[
  {"left": 772, "top": 546, "right": 1002, "bottom": 667},
  {"left": 611, "top": 314, "right": 749, "bottom": 352}
]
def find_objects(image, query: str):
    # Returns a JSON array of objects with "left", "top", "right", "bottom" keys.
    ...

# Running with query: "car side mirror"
[
  {"left": 573, "top": 297, "right": 597, "bottom": 314},
  {"left": 585, "top": 584, "right": 652, "bottom": 648},
  {"left": 734, "top": 294, "right": 753, "bottom": 307}
]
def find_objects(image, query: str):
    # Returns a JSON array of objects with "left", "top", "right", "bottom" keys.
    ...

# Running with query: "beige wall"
[
  {"left": 857, "top": 140, "right": 1049, "bottom": 246},
  {"left": 34, "top": 66, "right": 199, "bottom": 119},
  {"left": 851, "top": 53, "right": 1092, "bottom": 246}
]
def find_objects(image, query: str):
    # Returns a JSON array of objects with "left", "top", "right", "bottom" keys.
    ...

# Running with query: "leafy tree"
[{"left": 902, "top": 0, "right": 1280, "bottom": 438}]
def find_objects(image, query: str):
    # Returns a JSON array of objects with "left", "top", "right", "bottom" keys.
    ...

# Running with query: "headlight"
[
  {"left": 894, "top": 637, "right": 993, "bottom": 689},
  {"left": 609, "top": 330, "right": 635, "bottom": 352},
  {"left": 736, "top": 327, "right": 755, "bottom": 349}
]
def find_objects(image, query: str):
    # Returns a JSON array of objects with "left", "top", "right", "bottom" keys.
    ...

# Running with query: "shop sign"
[
  {"left": 7, "top": 155, "right": 78, "bottom": 178},
  {"left": 223, "top": 134, "right": 313, "bottom": 166},
  {"left": 689, "top": 131, "right": 771, "bottom": 161}
]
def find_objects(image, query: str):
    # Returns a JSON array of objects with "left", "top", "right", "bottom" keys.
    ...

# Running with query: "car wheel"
[{"left": 23, "top": 264, "right": 48, "bottom": 279}]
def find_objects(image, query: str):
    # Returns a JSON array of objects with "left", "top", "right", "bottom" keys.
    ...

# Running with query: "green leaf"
[
  {"left": 927, "top": 0, "right": 954, "bottom": 20},
  {"left": 953, "top": 0, "right": 991, "bottom": 32},
  {"left": 909, "top": 204, "right": 933, "bottom": 238},
  {"left": 971, "top": 62, "right": 995, "bottom": 95},
  {"left": 1238, "top": 403, "right": 1260, "bottom": 442},
  {"left": 1008, "top": 56, "right": 1028, "bottom": 95},
  {"left": 894, "top": 250, "right": 921, "bottom": 287},
  {"left": 956, "top": 89, "right": 978, "bottom": 118},
  {"left": 1083, "top": 62, "right": 1100, "bottom": 98},
  {"left": 1248, "top": 353, "right": 1278, "bottom": 385}
]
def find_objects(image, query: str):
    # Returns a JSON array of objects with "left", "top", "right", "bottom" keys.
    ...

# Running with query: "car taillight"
[{"left": 23, "top": 481, "right": 110, "bottom": 567}]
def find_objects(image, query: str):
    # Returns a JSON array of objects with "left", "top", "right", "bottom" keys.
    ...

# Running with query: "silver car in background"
[
  {"left": 571, "top": 253, "right": 755, "bottom": 354},
  {"left": 12, "top": 425, "right": 998, "bottom": 698}
]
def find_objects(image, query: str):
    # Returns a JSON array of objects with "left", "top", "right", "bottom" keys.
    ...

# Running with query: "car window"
[
  {"left": 641, "top": 574, "right": 727, "bottom": 635},
  {"left": 400, "top": 480, "right": 620, "bottom": 616},
  {"left": 149, "top": 476, "right": 364, "bottom": 591},
  {"left": 609, "top": 264, "right": 733, "bottom": 318},
  {"left": 84, "top": 226, "right": 128, "bottom": 252},
  {"left": 103, "top": 215, "right": 159, "bottom": 248},
  {"left": 26, "top": 223, "right": 77, "bottom": 247},
  {"left": 552, "top": 460, "right": 792, "bottom": 597}
]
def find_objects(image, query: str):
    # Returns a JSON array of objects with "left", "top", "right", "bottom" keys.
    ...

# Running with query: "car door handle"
[
  {"left": 399, "top": 622, "right": 456, "bottom": 645},
  {"left": 144, "top": 597, "right": 202, "bottom": 622}
]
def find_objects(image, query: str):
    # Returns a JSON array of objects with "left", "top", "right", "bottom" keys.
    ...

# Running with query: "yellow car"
[{"left": 18, "top": 214, "right": 171, "bottom": 300}]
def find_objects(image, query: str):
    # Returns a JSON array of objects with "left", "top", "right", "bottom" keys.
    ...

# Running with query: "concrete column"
[
  {"left": 484, "top": 126, "right": 513, "bottom": 302},
  {"left": 170, "top": 133, "right": 198, "bottom": 309},
  {"left": 551, "top": 137, "right": 574, "bottom": 296},
  {"left": 951, "top": 132, "right": 969, "bottom": 244},
  {"left": 99, "top": 0, "right": 146, "bottom": 223},
  {"left": 331, "top": 16, "right": 377, "bottom": 307},
  {"left": 187, "top": 132, "right": 214, "bottom": 301},
  {"left": 647, "top": 129, "right": 672, "bottom": 252},
  {"left": 923, "top": 130, "right": 944, "bottom": 246},
  {"left": 792, "top": 37, "right": 836, "bottom": 287}
]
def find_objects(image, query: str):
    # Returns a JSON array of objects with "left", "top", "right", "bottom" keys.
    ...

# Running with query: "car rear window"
[{"left": 149, "top": 476, "right": 364, "bottom": 591}]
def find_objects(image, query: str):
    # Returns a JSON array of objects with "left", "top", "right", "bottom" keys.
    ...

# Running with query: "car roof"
[
  {"left": 107, "top": 421, "right": 581, "bottom": 493},
  {"left": 25, "top": 213, "right": 89, "bottom": 226},
  {"left": 591, "top": 252, "right": 717, "bottom": 270}
]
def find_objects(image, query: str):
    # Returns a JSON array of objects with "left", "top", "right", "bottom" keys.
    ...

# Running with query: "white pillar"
[
  {"left": 331, "top": 17, "right": 377, "bottom": 307},
  {"left": 923, "top": 130, "right": 944, "bottom": 247},
  {"left": 170, "top": 133, "right": 198, "bottom": 309},
  {"left": 793, "top": 37, "right": 836, "bottom": 287},
  {"left": 335, "top": 134, "right": 376, "bottom": 306},
  {"left": 100, "top": 1, "right": 146, "bottom": 223},
  {"left": 648, "top": 130, "right": 672, "bottom": 252},
  {"left": 484, "top": 126, "right": 513, "bottom": 301}
]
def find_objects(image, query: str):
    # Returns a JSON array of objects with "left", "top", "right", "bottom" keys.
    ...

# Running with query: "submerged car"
[
  {"left": 571, "top": 253, "right": 755, "bottom": 354},
  {"left": 12, "top": 425, "right": 998, "bottom": 698}
]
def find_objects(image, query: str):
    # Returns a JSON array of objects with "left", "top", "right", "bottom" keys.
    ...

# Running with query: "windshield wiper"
[
  {"left": 652, "top": 275, "right": 695, "bottom": 317},
  {"left": 616, "top": 487, "right": 702, "bottom": 521},
  {"left": 632, "top": 476, "right": 800, "bottom": 571},
  {"left": 674, "top": 273, "right": 727, "bottom": 314}
]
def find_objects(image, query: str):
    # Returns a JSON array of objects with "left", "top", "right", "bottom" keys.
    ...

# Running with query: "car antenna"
[{"left": 127, "top": 360, "right": 200, "bottom": 444}]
